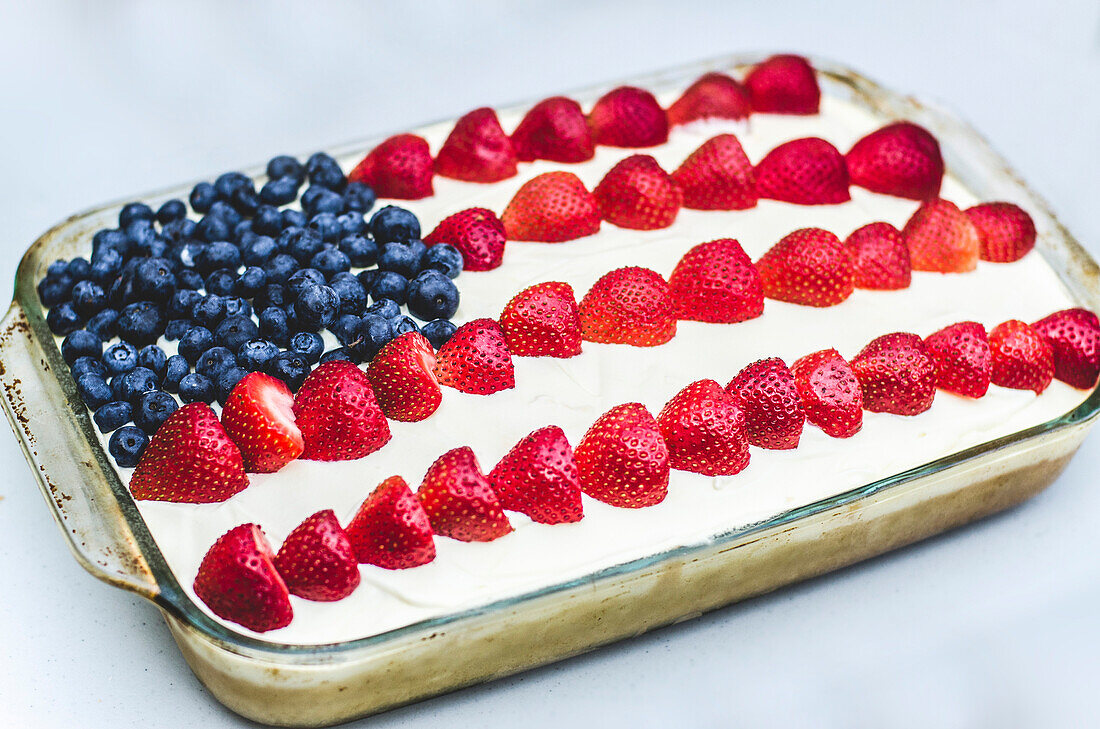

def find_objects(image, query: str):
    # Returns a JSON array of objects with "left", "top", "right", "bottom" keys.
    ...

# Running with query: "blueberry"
[
  {"left": 38, "top": 274, "right": 73, "bottom": 307},
  {"left": 162, "top": 354, "right": 189, "bottom": 392},
  {"left": 308, "top": 212, "right": 341, "bottom": 242},
  {"left": 215, "top": 366, "right": 250, "bottom": 405},
  {"left": 356, "top": 269, "right": 379, "bottom": 292},
  {"left": 61, "top": 329, "right": 103, "bottom": 365},
  {"left": 339, "top": 235, "right": 378, "bottom": 267},
  {"left": 116, "top": 301, "right": 166, "bottom": 346},
  {"left": 233, "top": 266, "right": 267, "bottom": 298},
  {"left": 230, "top": 183, "right": 261, "bottom": 216},
  {"left": 308, "top": 158, "right": 346, "bottom": 191},
  {"left": 137, "top": 345, "right": 167, "bottom": 378},
  {"left": 134, "top": 390, "right": 178, "bottom": 434},
  {"left": 351, "top": 314, "right": 393, "bottom": 360},
  {"left": 243, "top": 236, "right": 278, "bottom": 266},
  {"left": 306, "top": 151, "right": 338, "bottom": 175},
  {"left": 109, "top": 426, "right": 148, "bottom": 467},
  {"left": 66, "top": 257, "right": 92, "bottom": 281},
  {"left": 342, "top": 182, "right": 376, "bottom": 214},
  {"left": 76, "top": 373, "right": 112, "bottom": 409},
  {"left": 214, "top": 171, "right": 251, "bottom": 200},
  {"left": 106, "top": 271, "right": 135, "bottom": 310},
  {"left": 320, "top": 348, "right": 356, "bottom": 364},
  {"left": 233, "top": 219, "right": 254, "bottom": 243},
  {"left": 237, "top": 339, "right": 280, "bottom": 371},
  {"left": 93, "top": 401, "right": 132, "bottom": 433},
  {"left": 192, "top": 295, "right": 227, "bottom": 328},
  {"left": 177, "top": 268, "right": 205, "bottom": 290},
  {"left": 178, "top": 326, "right": 215, "bottom": 363},
  {"left": 132, "top": 258, "right": 177, "bottom": 303},
  {"left": 205, "top": 268, "right": 237, "bottom": 297},
  {"left": 223, "top": 296, "right": 253, "bottom": 320},
  {"left": 190, "top": 182, "right": 218, "bottom": 213},
  {"left": 424, "top": 243, "right": 463, "bottom": 279},
  {"left": 389, "top": 314, "right": 420, "bottom": 339},
  {"left": 370, "top": 206, "right": 420, "bottom": 244},
  {"left": 302, "top": 186, "right": 344, "bottom": 215},
  {"left": 168, "top": 289, "right": 204, "bottom": 319},
  {"left": 258, "top": 307, "right": 290, "bottom": 346},
  {"left": 196, "top": 241, "right": 241, "bottom": 274},
  {"left": 92, "top": 228, "right": 130, "bottom": 255},
  {"left": 407, "top": 270, "right": 460, "bottom": 320},
  {"left": 286, "top": 269, "right": 325, "bottom": 301},
  {"left": 116, "top": 367, "right": 160, "bottom": 404},
  {"left": 125, "top": 218, "right": 157, "bottom": 249},
  {"left": 255, "top": 283, "right": 288, "bottom": 310},
  {"left": 102, "top": 342, "right": 138, "bottom": 377},
  {"left": 290, "top": 331, "right": 324, "bottom": 363},
  {"left": 421, "top": 319, "right": 458, "bottom": 350},
  {"left": 71, "top": 280, "right": 107, "bottom": 317},
  {"left": 89, "top": 249, "right": 123, "bottom": 285},
  {"left": 378, "top": 241, "right": 423, "bottom": 278},
  {"left": 156, "top": 199, "right": 187, "bottom": 223},
  {"left": 119, "top": 202, "right": 154, "bottom": 229},
  {"left": 253, "top": 205, "right": 283, "bottom": 236},
  {"left": 286, "top": 227, "right": 325, "bottom": 264},
  {"left": 281, "top": 209, "right": 307, "bottom": 229},
  {"left": 196, "top": 214, "right": 231, "bottom": 243},
  {"left": 330, "top": 313, "right": 362, "bottom": 345},
  {"left": 164, "top": 318, "right": 192, "bottom": 341},
  {"left": 86, "top": 308, "right": 120, "bottom": 340},
  {"left": 330, "top": 272, "right": 366, "bottom": 315},
  {"left": 160, "top": 218, "right": 197, "bottom": 243},
  {"left": 196, "top": 346, "right": 236, "bottom": 380},
  {"left": 47, "top": 259, "right": 69, "bottom": 278},
  {"left": 369, "top": 271, "right": 409, "bottom": 305},
  {"left": 336, "top": 212, "right": 367, "bottom": 238},
  {"left": 311, "top": 247, "right": 351, "bottom": 279},
  {"left": 263, "top": 253, "right": 299, "bottom": 285},
  {"left": 215, "top": 315, "right": 260, "bottom": 352},
  {"left": 364, "top": 298, "right": 400, "bottom": 319},
  {"left": 179, "top": 373, "right": 215, "bottom": 404},
  {"left": 267, "top": 155, "right": 304, "bottom": 182},
  {"left": 293, "top": 285, "right": 339, "bottom": 331},
  {"left": 71, "top": 356, "right": 107, "bottom": 380},
  {"left": 265, "top": 351, "right": 311, "bottom": 390}
]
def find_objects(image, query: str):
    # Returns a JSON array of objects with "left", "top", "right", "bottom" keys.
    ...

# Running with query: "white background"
[{"left": 2, "top": 1, "right": 1099, "bottom": 726}]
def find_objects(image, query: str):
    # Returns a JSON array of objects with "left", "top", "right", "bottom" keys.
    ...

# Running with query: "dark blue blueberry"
[
  {"left": 205, "top": 268, "right": 237, "bottom": 297},
  {"left": 47, "top": 259, "right": 69, "bottom": 277},
  {"left": 267, "top": 155, "right": 304, "bottom": 182},
  {"left": 287, "top": 268, "right": 327, "bottom": 300},
  {"left": 255, "top": 283, "right": 288, "bottom": 310},
  {"left": 162, "top": 354, "right": 189, "bottom": 392},
  {"left": 164, "top": 318, "right": 192, "bottom": 341},
  {"left": 281, "top": 209, "right": 307, "bottom": 229},
  {"left": 339, "top": 235, "right": 378, "bottom": 268},
  {"left": 424, "top": 243, "right": 463, "bottom": 279},
  {"left": 71, "top": 356, "right": 107, "bottom": 380},
  {"left": 168, "top": 289, "right": 204, "bottom": 318},
  {"left": 66, "top": 257, "right": 92, "bottom": 281},
  {"left": 302, "top": 186, "right": 344, "bottom": 215},
  {"left": 421, "top": 319, "right": 458, "bottom": 350},
  {"left": 265, "top": 351, "right": 311, "bottom": 390},
  {"left": 262, "top": 253, "right": 299, "bottom": 285},
  {"left": 233, "top": 219, "right": 254, "bottom": 243},
  {"left": 106, "top": 271, "right": 135, "bottom": 310},
  {"left": 116, "top": 301, "right": 166, "bottom": 346},
  {"left": 253, "top": 205, "right": 283, "bottom": 236},
  {"left": 71, "top": 280, "right": 107, "bottom": 317},
  {"left": 308, "top": 212, "right": 341, "bottom": 242},
  {"left": 102, "top": 342, "right": 139, "bottom": 376},
  {"left": 215, "top": 315, "right": 260, "bottom": 352},
  {"left": 290, "top": 331, "right": 324, "bottom": 363},
  {"left": 330, "top": 272, "right": 366, "bottom": 315},
  {"left": 243, "top": 236, "right": 278, "bottom": 266},
  {"left": 230, "top": 183, "right": 261, "bottom": 217},
  {"left": 134, "top": 390, "right": 178, "bottom": 434},
  {"left": 196, "top": 240, "right": 241, "bottom": 274},
  {"left": 388, "top": 314, "right": 420, "bottom": 339},
  {"left": 93, "top": 401, "right": 132, "bottom": 433},
  {"left": 190, "top": 182, "right": 218, "bottom": 213},
  {"left": 196, "top": 346, "right": 236, "bottom": 380},
  {"left": 196, "top": 214, "right": 231, "bottom": 243},
  {"left": 137, "top": 345, "right": 167, "bottom": 378},
  {"left": 76, "top": 373, "right": 112, "bottom": 409},
  {"left": 234, "top": 266, "right": 267, "bottom": 298},
  {"left": 208, "top": 200, "right": 243, "bottom": 227},
  {"left": 214, "top": 171, "right": 251, "bottom": 201},
  {"left": 378, "top": 241, "right": 423, "bottom": 278},
  {"left": 356, "top": 269, "right": 379, "bottom": 292},
  {"left": 125, "top": 218, "right": 157, "bottom": 249},
  {"left": 342, "top": 182, "right": 376, "bottom": 214},
  {"left": 86, "top": 308, "right": 120, "bottom": 340},
  {"left": 90, "top": 248, "right": 124, "bottom": 285},
  {"left": 308, "top": 157, "right": 346, "bottom": 191},
  {"left": 311, "top": 247, "right": 351, "bottom": 278},
  {"left": 369, "top": 271, "right": 409, "bottom": 305},
  {"left": 350, "top": 314, "right": 393, "bottom": 360},
  {"left": 407, "top": 270, "right": 460, "bottom": 321},
  {"left": 286, "top": 227, "right": 325, "bottom": 264},
  {"left": 119, "top": 202, "right": 154, "bottom": 229},
  {"left": 61, "top": 329, "right": 102, "bottom": 365},
  {"left": 306, "top": 151, "right": 338, "bottom": 175},
  {"left": 215, "top": 366, "right": 250, "bottom": 405},
  {"left": 258, "top": 307, "right": 290, "bottom": 346},
  {"left": 191, "top": 295, "right": 227, "bottom": 329},
  {"left": 177, "top": 268, "right": 205, "bottom": 290},
  {"left": 178, "top": 326, "right": 215, "bottom": 363},
  {"left": 336, "top": 212, "right": 367, "bottom": 237},
  {"left": 38, "top": 273, "right": 74, "bottom": 307},
  {"left": 160, "top": 218, "right": 197, "bottom": 243},
  {"left": 237, "top": 339, "right": 280, "bottom": 371},
  {"left": 109, "top": 426, "right": 148, "bottom": 467},
  {"left": 330, "top": 314, "right": 361, "bottom": 345},
  {"left": 370, "top": 205, "right": 420, "bottom": 244},
  {"left": 320, "top": 348, "right": 355, "bottom": 364},
  {"left": 156, "top": 199, "right": 187, "bottom": 223},
  {"left": 179, "top": 373, "right": 215, "bottom": 404},
  {"left": 116, "top": 367, "right": 160, "bottom": 404},
  {"left": 364, "top": 298, "right": 401, "bottom": 319},
  {"left": 260, "top": 176, "right": 299, "bottom": 206},
  {"left": 92, "top": 228, "right": 129, "bottom": 255},
  {"left": 133, "top": 258, "right": 177, "bottom": 303},
  {"left": 293, "top": 285, "right": 339, "bottom": 331},
  {"left": 223, "top": 296, "right": 252, "bottom": 320}
]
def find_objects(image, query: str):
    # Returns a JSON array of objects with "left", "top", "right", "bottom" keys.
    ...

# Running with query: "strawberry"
[
  {"left": 670, "top": 134, "right": 758, "bottom": 210},
  {"left": 966, "top": 202, "right": 1037, "bottom": 263},
  {"left": 593, "top": 154, "right": 682, "bottom": 230},
  {"left": 1032, "top": 308, "right": 1100, "bottom": 389},
  {"left": 488, "top": 425, "right": 583, "bottom": 524},
  {"left": 434, "top": 107, "right": 518, "bottom": 183},
  {"left": 575, "top": 402, "right": 669, "bottom": 508},
  {"left": 902, "top": 198, "right": 980, "bottom": 273},
  {"left": 500, "top": 171, "right": 601, "bottom": 242},
  {"left": 292, "top": 361, "right": 391, "bottom": 461},
  {"left": 726, "top": 358, "right": 805, "bottom": 449},
  {"left": 130, "top": 403, "right": 249, "bottom": 503},
  {"left": 273, "top": 510, "right": 360, "bottom": 602},
  {"left": 755, "top": 227, "right": 855, "bottom": 307},
  {"left": 844, "top": 222, "right": 911, "bottom": 290},
  {"left": 988, "top": 320, "right": 1054, "bottom": 394},
  {"left": 790, "top": 349, "right": 863, "bottom": 438},
  {"left": 923, "top": 321, "right": 991, "bottom": 398},
  {"left": 511, "top": 96, "right": 595, "bottom": 163},
  {"left": 417, "top": 447, "right": 512, "bottom": 542},
  {"left": 744, "top": 54, "right": 820, "bottom": 114},
  {"left": 657, "top": 379, "right": 749, "bottom": 476},
  {"left": 423, "top": 207, "right": 506, "bottom": 271},
  {"left": 347, "top": 133, "right": 434, "bottom": 200},
  {"left": 667, "top": 238, "right": 764, "bottom": 323},
  {"left": 845, "top": 122, "right": 944, "bottom": 201},
  {"left": 587, "top": 86, "right": 669, "bottom": 148},
  {"left": 499, "top": 281, "right": 582, "bottom": 358},
  {"left": 193, "top": 524, "right": 292, "bottom": 633},
  {"left": 433, "top": 318, "right": 515, "bottom": 394},
  {"left": 220, "top": 372, "right": 303, "bottom": 473},
  {"left": 755, "top": 137, "right": 850, "bottom": 205},
  {"left": 367, "top": 331, "right": 441, "bottom": 422},
  {"left": 851, "top": 333, "right": 938, "bottom": 415},
  {"left": 345, "top": 476, "right": 436, "bottom": 569},
  {"left": 666, "top": 72, "right": 752, "bottom": 126},
  {"left": 578, "top": 266, "right": 676, "bottom": 346}
]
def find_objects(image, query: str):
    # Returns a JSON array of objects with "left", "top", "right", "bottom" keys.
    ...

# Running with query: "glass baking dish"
[{"left": 2, "top": 52, "right": 1098, "bottom": 727}]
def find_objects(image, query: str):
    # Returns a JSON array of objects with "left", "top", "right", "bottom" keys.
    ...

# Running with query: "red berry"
[
  {"left": 418, "top": 447, "right": 512, "bottom": 542},
  {"left": 671, "top": 134, "right": 758, "bottom": 211},
  {"left": 499, "top": 281, "right": 582, "bottom": 358},
  {"left": 488, "top": 425, "right": 583, "bottom": 524},
  {"left": 668, "top": 239, "right": 763, "bottom": 323},
  {"left": 657, "top": 379, "right": 749, "bottom": 476},
  {"left": 1032, "top": 308, "right": 1100, "bottom": 389},
  {"left": 220, "top": 372, "right": 303, "bottom": 473},
  {"left": 726, "top": 358, "right": 805, "bottom": 449},
  {"left": 667, "top": 72, "right": 752, "bottom": 126},
  {"left": 194, "top": 524, "right": 292, "bottom": 633},
  {"left": 575, "top": 403, "right": 669, "bottom": 508},
  {"left": 851, "top": 333, "right": 938, "bottom": 415},
  {"left": 367, "top": 331, "right": 442, "bottom": 422},
  {"left": 756, "top": 227, "right": 855, "bottom": 307},
  {"left": 846, "top": 122, "right": 944, "bottom": 201},
  {"left": 988, "top": 320, "right": 1054, "bottom": 394},
  {"left": 345, "top": 476, "right": 436, "bottom": 570},
  {"left": 587, "top": 86, "right": 669, "bottom": 148},
  {"left": 511, "top": 96, "right": 595, "bottom": 163},
  {"left": 501, "top": 171, "right": 601, "bottom": 242},
  {"left": 434, "top": 107, "right": 517, "bottom": 183},
  {"left": 593, "top": 154, "right": 682, "bottom": 230},
  {"left": 923, "top": 321, "right": 991, "bottom": 398},
  {"left": 579, "top": 266, "right": 676, "bottom": 346},
  {"left": 292, "top": 361, "right": 391, "bottom": 461},
  {"left": 744, "top": 55, "right": 820, "bottom": 114},
  {"left": 755, "top": 137, "right": 850, "bottom": 205},
  {"left": 790, "top": 349, "right": 863, "bottom": 438},
  {"left": 348, "top": 133, "right": 434, "bottom": 200},
  {"left": 433, "top": 318, "right": 515, "bottom": 395},
  {"left": 273, "top": 510, "right": 360, "bottom": 602},
  {"left": 966, "top": 202, "right": 1037, "bottom": 263},
  {"left": 844, "top": 222, "right": 911, "bottom": 290},
  {"left": 423, "top": 207, "right": 506, "bottom": 272},
  {"left": 902, "top": 199, "right": 980, "bottom": 273}
]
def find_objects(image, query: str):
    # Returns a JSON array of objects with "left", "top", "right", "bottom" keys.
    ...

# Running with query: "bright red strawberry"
[
  {"left": 988, "top": 320, "right": 1054, "bottom": 394},
  {"left": 744, "top": 54, "right": 820, "bottom": 114},
  {"left": 845, "top": 122, "right": 944, "bottom": 200},
  {"left": 657, "top": 379, "right": 749, "bottom": 476},
  {"left": 923, "top": 321, "right": 991, "bottom": 398},
  {"left": 755, "top": 137, "right": 850, "bottom": 205},
  {"left": 499, "top": 282, "right": 582, "bottom": 358},
  {"left": 193, "top": 524, "right": 292, "bottom": 632},
  {"left": 587, "top": 86, "right": 669, "bottom": 148},
  {"left": 345, "top": 476, "right": 436, "bottom": 569},
  {"left": 1032, "top": 308, "right": 1100, "bottom": 389},
  {"left": 433, "top": 318, "right": 515, "bottom": 394},
  {"left": 347, "top": 133, "right": 434, "bottom": 200},
  {"left": 434, "top": 107, "right": 518, "bottom": 183},
  {"left": 423, "top": 207, "right": 506, "bottom": 271},
  {"left": 667, "top": 72, "right": 752, "bottom": 126},
  {"left": 667, "top": 239, "right": 764, "bottom": 323},
  {"left": 220, "top": 372, "right": 303, "bottom": 473},
  {"left": 671, "top": 134, "right": 758, "bottom": 210},
  {"left": 500, "top": 171, "right": 601, "bottom": 242},
  {"left": 130, "top": 403, "right": 249, "bottom": 503},
  {"left": 418, "top": 447, "right": 512, "bottom": 542},
  {"left": 756, "top": 227, "right": 855, "bottom": 307},
  {"left": 902, "top": 199, "right": 980, "bottom": 273},
  {"left": 579, "top": 267, "right": 676, "bottom": 346},
  {"left": 851, "top": 333, "right": 938, "bottom": 415},
  {"left": 511, "top": 96, "right": 595, "bottom": 163},
  {"left": 273, "top": 510, "right": 360, "bottom": 602},
  {"left": 726, "top": 358, "right": 805, "bottom": 449},
  {"left": 593, "top": 154, "right": 682, "bottom": 230},
  {"left": 488, "top": 425, "right": 583, "bottom": 524},
  {"left": 790, "top": 349, "right": 863, "bottom": 437},
  {"left": 292, "top": 361, "right": 391, "bottom": 461},
  {"left": 575, "top": 402, "right": 669, "bottom": 508},
  {"left": 367, "top": 331, "right": 441, "bottom": 422},
  {"left": 966, "top": 202, "right": 1037, "bottom": 263},
  {"left": 844, "top": 222, "right": 911, "bottom": 290}
]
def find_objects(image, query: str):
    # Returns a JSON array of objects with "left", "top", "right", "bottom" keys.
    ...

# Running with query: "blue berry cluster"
[{"left": 37, "top": 152, "right": 465, "bottom": 467}]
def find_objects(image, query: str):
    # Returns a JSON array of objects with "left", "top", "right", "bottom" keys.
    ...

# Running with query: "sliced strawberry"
[
  {"left": 500, "top": 171, "right": 601, "bottom": 242},
  {"left": 488, "top": 425, "right": 583, "bottom": 524},
  {"left": 347, "top": 133, "right": 434, "bottom": 200},
  {"left": 726, "top": 358, "right": 805, "bottom": 449},
  {"left": 292, "top": 361, "right": 391, "bottom": 461},
  {"left": 667, "top": 72, "right": 752, "bottom": 126},
  {"left": 273, "top": 510, "right": 360, "bottom": 602},
  {"left": 989, "top": 320, "right": 1054, "bottom": 394},
  {"left": 657, "top": 379, "right": 749, "bottom": 476},
  {"left": 433, "top": 318, "right": 515, "bottom": 395},
  {"left": 851, "top": 333, "right": 938, "bottom": 415},
  {"left": 966, "top": 202, "right": 1037, "bottom": 263},
  {"left": 593, "top": 154, "right": 682, "bottom": 230},
  {"left": 587, "top": 86, "right": 669, "bottom": 148},
  {"left": 902, "top": 199, "right": 980, "bottom": 273},
  {"left": 671, "top": 134, "right": 758, "bottom": 211},
  {"left": 130, "top": 403, "right": 249, "bottom": 503},
  {"left": 367, "top": 331, "right": 441, "bottom": 422},
  {"left": 844, "top": 222, "right": 911, "bottom": 290},
  {"left": 845, "top": 122, "right": 944, "bottom": 201},
  {"left": 755, "top": 137, "right": 850, "bottom": 205},
  {"left": 511, "top": 96, "right": 595, "bottom": 163},
  {"left": 423, "top": 207, "right": 506, "bottom": 271},
  {"left": 744, "top": 54, "right": 820, "bottom": 114},
  {"left": 434, "top": 107, "right": 517, "bottom": 183},
  {"left": 1032, "top": 308, "right": 1100, "bottom": 389},
  {"left": 790, "top": 349, "right": 863, "bottom": 438},
  {"left": 417, "top": 447, "right": 512, "bottom": 542},
  {"left": 579, "top": 266, "right": 676, "bottom": 346},
  {"left": 667, "top": 238, "right": 764, "bottom": 323},
  {"left": 923, "top": 321, "right": 991, "bottom": 398},
  {"left": 345, "top": 476, "right": 436, "bottom": 569},
  {"left": 575, "top": 402, "right": 669, "bottom": 508},
  {"left": 499, "top": 281, "right": 582, "bottom": 358},
  {"left": 220, "top": 372, "right": 303, "bottom": 473},
  {"left": 756, "top": 227, "right": 855, "bottom": 307},
  {"left": 194, "top": 523, "right": 292, "bottom": 633}
]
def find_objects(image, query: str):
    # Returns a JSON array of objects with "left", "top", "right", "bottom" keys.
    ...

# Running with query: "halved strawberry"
[
  {"left": 667, "top": 239, "right": 763, "bottom": 323},
  {"left": 423, "top": 207, "right": 506, "bottom": 271},
  {"left": 845, "top": 122, "right": 944, "bottom": 201},
  {"left": 194, "top": 523, "right": 292, "bottom": 633},
  {"left": 221, "top": 372, "right": 303, "bottom": 473},
  {"left": 418, "top": 447, "right": 512, "bottom": 542},
  {"left": 593, "top": 154, "right": 682, "bottom": 230},
  {"left": 671, "top": 134, "right": 758, "bottom": 210},
  {"left": 367, "top": 331, "right": 441, "bottom": 422},
  {"left": 790, "top": 349, "right": 863, "bottom": 438},
  {"left": 579, "top": 266, "right": 676, "bottom": 346},
  {"left": 923, "top": 321, "right": 991, "bottom": 398},
  {"left": 1032, "top": 308, "right": 1100, "bottom": 389},
  {"left": 488, "top": 425, "right": 583, "bottom": 524},
  {"left": 744, "top": 54, "right": 820, "bottom": 115},
  {"left": 511, "top": 96, "right": 595, "bottom": 163},
  {"left": 755, "top": 137, "right": 850, "bottom": 205},
  {"left": 587, "top": 86, "right": 669, "bottom": 148},
  {"left": 989, "top": 320, "right": 1054, "bottom": 394},
  {"left": 726, "top": 358, "right": 805, "bottom": 449},
  {"left": 844, "top": 222, "right": 911, "bottom": 290},
  {"left": 130, "top": 403, "right": 249, "bottom": 503},
  {"left": 666, "top": 72, "right": 752, "bottom": 126},
  {"left": 345, "top": 476, "right": 436, "bottom": 569},
  {"left": 434, "top": 107, "right": 518, "bottom": 183},
  {"left": 902, "top": 199, "right": 980, "bottom": 273},
  {"left": 347, "top": 133, "right": 434, "bottom": 200},
  {"left": 851, "top": 333, "right": 938, "bottom": 415},
  {"left": 575, "top": 402, "right": 669, "bottom": 508},
  {"left": 292, "top": 361, "right": 391, "bottom": 461},
  {"left": 966, "top": 202, "right": 1037, "bottom": 263},
  {"left": 499, "top": 281, "right": 582, "bottom": 358},
  {"left": 756, "top": 227, "right": 855, "bottom": 307},
  {"left": 273, "top": 510, "right": 360, "bottom": 602},
  {"left": 433, "top": 318, "right": 515, "bottom": 395},
  {"left": 501, "top": 171, "right": 601, "bottom": 242},
  {"left": 657, "top": 379, "right": 749, "bottom": 476}
]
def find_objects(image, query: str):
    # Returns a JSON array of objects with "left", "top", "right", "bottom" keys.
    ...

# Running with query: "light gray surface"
[{"left": 2, "top": 1, "right": 1098, "bottom": 726}]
